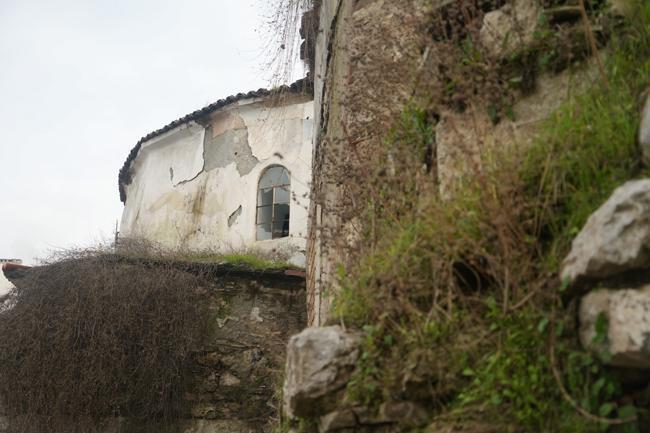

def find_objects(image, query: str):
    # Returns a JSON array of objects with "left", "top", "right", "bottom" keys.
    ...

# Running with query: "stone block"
[
  {"left": 580, "top": 286, "right": 650, "bottom": 368},
  {"left": 479, "top": 0, "right": 542, "bottom": 59},
  {"left": 561, "top": 179, "right": 650, "bottom": 284},
  {"left": 319, "top": 409, "right": 359, "bottom": 433},
  {"left": 283, "top": 326, "right": 362, "bottom": 418}
]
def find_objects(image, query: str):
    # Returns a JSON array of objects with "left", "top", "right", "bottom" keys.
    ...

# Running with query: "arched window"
[{"left": 256, "top": 165, "right": 290, "bottom": 240}]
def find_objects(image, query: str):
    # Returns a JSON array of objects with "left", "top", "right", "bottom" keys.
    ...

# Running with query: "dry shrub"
[
  {"left": 0, "top": 249, "right": 209, "bottom": 433},
  {"left": 258, "top": 0, "right": 320, "bottom": 86}
]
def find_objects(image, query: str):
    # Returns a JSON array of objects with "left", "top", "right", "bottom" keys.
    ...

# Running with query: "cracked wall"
[
  {"left": 204, "top": 127, "right": 259, "bottom": 176},
  {"left": 120, "top": 95, "right": 314, "bottom": 264}
]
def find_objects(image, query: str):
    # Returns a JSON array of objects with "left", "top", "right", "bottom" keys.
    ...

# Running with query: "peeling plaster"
[
  {"left": 203, "top": 126, "right": 259, "bottom": 176},
  {"left": 228, "top": 205, "right": 243, "bottom": 227}
]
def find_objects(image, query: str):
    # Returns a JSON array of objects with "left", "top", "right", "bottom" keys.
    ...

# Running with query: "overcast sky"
[{"left": 0, "top": 0, "right": 293, "bottom": 264}]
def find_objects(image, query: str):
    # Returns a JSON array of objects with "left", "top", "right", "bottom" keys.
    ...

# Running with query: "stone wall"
[
  {"left": 307, "top": 0, "right": 431, "bottom": 326},
  {"left": 562, "top": 178, "right": 650, "bottom": 370},
  {"left": 0, "top": 261, "right": 307, "bottom": 433},
  {"left": 187, "top": 267, "right": 306, "bottom": 427}
]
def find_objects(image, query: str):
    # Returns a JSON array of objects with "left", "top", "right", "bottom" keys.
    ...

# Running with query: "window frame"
[{"left": 256, "top": 166, "right": 291, "bottom": 240}]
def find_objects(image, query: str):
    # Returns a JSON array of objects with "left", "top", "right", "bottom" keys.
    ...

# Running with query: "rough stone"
[
  {"left": 640, "top": 90, "right": 650, "bottom": 166},
  {"left": 283, "top": 326, "right": 362, "bottom": 419},
  {"left": 200, "top": 372, "right": 219, "bottom": 393},
  {"left": 378, "top": 402, "right": 428, "bottom": 426},
  {"left": 220, "top": 372, "right": 241, "bottom": 387},
  {"left": 249, "top": 306, "right": 263, "bottom": 323},
  {"left": 479, "top": 0, "right": 542, "bottom": 59},
  {"left": 580, "top": 286, "right": 650, "bottom": 368},
  {"left": 319, "top": 409, "right": 359, "bottom": 432},
  {"left": 561, "top": 179, "right": 650, "bottom": 285},
  {"left": 191, "top": 403, "right": 218, "bottom": 419}
]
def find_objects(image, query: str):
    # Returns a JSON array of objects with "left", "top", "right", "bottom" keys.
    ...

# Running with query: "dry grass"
[{"left": 258, "top": 0, "right": 319, "bottom": 86}]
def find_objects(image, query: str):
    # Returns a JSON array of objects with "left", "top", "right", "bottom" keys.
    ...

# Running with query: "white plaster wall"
[
  {"left": 120, "top": 97, "right": 314, "bottom": 265},
  {"left": 0, "top": 260, "right": 20, "bottom": 297},
  {"left": 0, "top": 273, "right": 12, "bottom": 297}
]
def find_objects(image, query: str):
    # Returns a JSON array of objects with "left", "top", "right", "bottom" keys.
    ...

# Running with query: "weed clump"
[{"left": 0, "top": 250, "right": 209, "bottom": 433}]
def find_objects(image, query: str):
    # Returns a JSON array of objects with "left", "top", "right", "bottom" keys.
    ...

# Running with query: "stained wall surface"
[{"left": 120, "top": 96, "right": 314, "bottom": 265}]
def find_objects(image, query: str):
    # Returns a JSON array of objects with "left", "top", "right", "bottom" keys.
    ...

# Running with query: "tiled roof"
[{"left": 118, "top": 78, "right": 313, "bottom": 203}]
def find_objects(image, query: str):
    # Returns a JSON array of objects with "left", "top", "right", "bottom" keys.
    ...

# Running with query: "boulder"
[
  {"left": 561, "top": 179, "right": 650, "bottom": 285},
  {"left": 283, "top": 326, "right": 362, "bottom": 419},
  {"left": 640, "top": 90, "right": 650, "bottom": 166},
  {"left": 479, "top": 0, "right": 542, "bottom": 59},
  {"left": 580, "top": 286, "right": 650, "bottom": 368}
]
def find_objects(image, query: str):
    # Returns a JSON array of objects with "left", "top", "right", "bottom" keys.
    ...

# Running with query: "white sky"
[{"left": 0, "top": 0, "right": 294, "bottom": 265}]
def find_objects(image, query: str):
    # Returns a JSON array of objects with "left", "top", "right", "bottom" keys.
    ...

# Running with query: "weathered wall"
[
  {"left": 0, "top": 261, "right": 307, "bottom": 432},
  {"left": 305, "top": 0, "right": 342, "bottom": 328},
  {"left": 307, "top": 0, "right": 432, "bottom": 326},
  {"left": 185, "top": 266, "right": 306, "bottom": 430},
  {"left": 121, "top": 96, "right": 314, "bottom": 266}
]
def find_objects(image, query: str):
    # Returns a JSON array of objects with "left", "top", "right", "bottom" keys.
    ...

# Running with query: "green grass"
[
  {"left": 115, "top": 240, "right": 300, "bottom": 271},
  {"left": 524, "top": 7, "right": 650, "bottom": 266},
  {"left": 216, "top": 253, "right": 297, "bottom": 270}
]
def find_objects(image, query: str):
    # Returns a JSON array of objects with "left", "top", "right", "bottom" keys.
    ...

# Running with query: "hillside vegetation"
[{"left": 322, "top": 1, "right": 650, "bottom": 431}]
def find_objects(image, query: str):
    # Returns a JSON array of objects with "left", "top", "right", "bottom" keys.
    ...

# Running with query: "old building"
[{"left": 118, "top": 80, "right": 314, "bottom": 266}]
